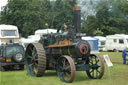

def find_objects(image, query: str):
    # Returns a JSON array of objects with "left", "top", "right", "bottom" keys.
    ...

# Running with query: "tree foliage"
[
  {"left": 1, "top": 0, "right": 128, "bottom": 37},
  {"left": 0, "top": 0, "right": 48, "bottom": 37},
  {"left": 0, "top": 0, "right": 76, "bottom": 37},
  {"left": 82, "top": 0, "right": 128, "bottom": 36}
]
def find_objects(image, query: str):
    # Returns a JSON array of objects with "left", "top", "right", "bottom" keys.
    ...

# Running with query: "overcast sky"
[{"left": 0, "top": 0, "right": 8, "bottom": 11}]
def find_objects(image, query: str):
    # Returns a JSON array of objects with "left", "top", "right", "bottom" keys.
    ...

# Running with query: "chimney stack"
[{"left": 72, "top": 6, "right": 81, "bottom": 34}]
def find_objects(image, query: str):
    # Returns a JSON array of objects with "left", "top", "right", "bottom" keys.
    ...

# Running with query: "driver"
[{"left": 63, "top": 24, "right": 68, "bottom": 35}]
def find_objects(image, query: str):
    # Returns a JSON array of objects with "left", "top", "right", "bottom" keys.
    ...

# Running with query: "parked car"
[{"left": 0, "top": 44, "right": 24, "bottom": 71}]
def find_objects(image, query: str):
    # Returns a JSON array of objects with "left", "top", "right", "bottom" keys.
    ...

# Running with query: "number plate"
[{"left": 6, "top": 58, "right": 11, "bottom": 62}]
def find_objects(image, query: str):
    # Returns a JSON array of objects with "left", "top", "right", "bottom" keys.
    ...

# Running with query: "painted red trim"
[{"left": 80, "top": 44, "right": 88, "bottom": 55}]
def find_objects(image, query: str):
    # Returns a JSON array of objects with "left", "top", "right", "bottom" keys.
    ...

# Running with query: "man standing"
[{"left": 122, "top": 48, "right": 128, "bottom": 64}]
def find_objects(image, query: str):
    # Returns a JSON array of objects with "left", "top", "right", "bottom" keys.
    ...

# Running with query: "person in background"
[
  {"left": 64, "top": 24, "right": 68, "bottom": 31},
  {"left": 122, "top": 48, "right": 128, "bottom": 64},
  {"left": 62, "top": 24, "right": 68, "bottom": 35}
]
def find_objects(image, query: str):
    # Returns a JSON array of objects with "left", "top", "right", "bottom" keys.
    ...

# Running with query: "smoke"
[
  {"left": 77, "top": 0, "right": 102, "bottom": 20},
  {"left": 77, "top": 0, "right": 122, "bottom": 20}
]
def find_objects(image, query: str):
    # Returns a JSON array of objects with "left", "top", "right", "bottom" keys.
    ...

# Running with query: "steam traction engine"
[{"left": 25, "top": 7, "right": 104, "bottom": 83}]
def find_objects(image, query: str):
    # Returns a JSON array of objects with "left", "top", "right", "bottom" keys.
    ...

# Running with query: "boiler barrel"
[{"left": 48, "top": 40, "right": 91, "bottom": 58}]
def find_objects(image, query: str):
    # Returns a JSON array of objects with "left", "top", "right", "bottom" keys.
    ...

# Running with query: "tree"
[
  {"left": 82, "top": 15, "right": 99, "bottom": 36},
  {"left": 82, "top": 0, "right": 128, "bottom": 36},
  {"left": 93, "top": 28, "right": 103, "bottom": 36},
  {"left": 52, "top": 0, "right": 76, "bottom": 29},
  {"left": 0, "top": 0, "right": 49, "bottom": 37},
  {"left": 0, "top": 0, "right": 77, "bottom": 37},
  {"left": 96, "top": 0, "right": 128, "bottom": 35}
]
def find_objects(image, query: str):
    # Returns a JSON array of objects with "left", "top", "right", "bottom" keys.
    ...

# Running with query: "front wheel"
[
  {"left": 56, "top": 55, "right": 76, "bottom": 83},
  {"left": 86, "top": 54, "right": 104, "bottom": 79}
]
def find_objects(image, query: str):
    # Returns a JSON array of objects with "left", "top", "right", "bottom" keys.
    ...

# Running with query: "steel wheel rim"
[
  {"left": 25, "top": 44, "right": 38, "bottom": 75},
  {"left": 86, "top": 54, "right": 104, "bottom": 79},
  {"left": 25, "top": 43, "right": 46, "bottom": 77},
  {"left": 57, "top": 55, "right": 75, "bottom": 83}
]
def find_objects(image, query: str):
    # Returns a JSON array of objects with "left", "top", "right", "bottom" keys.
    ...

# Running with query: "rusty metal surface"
[
  {"left": 25, "top": 43, "right": 46, "bottom": 77},
  {"left": 48, "top": 44, "right": 72, "bottom": 48},
  {"left": 72, "top": 6, "right": 80, "bottom": 10},
  {"left": 57, "top": 55, "right": 76, "bottom": 83},
  {"left": 33, "top": 43, "right": 46, "bottom": 77},
  {"left": 48, "top": 40, "right": 72, "bottom": 48},
  {"left": 64, "top": 55, "right": 76, "bottom": 82}
]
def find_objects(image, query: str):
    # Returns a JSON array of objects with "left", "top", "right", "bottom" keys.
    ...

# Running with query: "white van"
[
  {"left": 35, "top": 29, "right": 57, "bottom": 37},
  {"left": 20, "top": 35, "right": 40, "bottom": 49},
  {"left": 20, "top": 29, "right": 57, "bottom": 49},
  {"left": 94, "top": 36, "right": 106, "bottom": 51},
  {"left": 105, "top": 34, "right": 128, "bottom": 51},
  {"left": 0, "top": 24, "right": 19, "bottom": 45}
]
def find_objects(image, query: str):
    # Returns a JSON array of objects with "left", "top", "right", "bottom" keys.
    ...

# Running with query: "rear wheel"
[
  {"left": 86, "top": 54, "right": 104, "bottom": 79},
  {"left": 57, "top": 55, "right": 76, "bottom": 83},
  {"left": 25, "top": 43, "right": 46, "bottom": 77}
]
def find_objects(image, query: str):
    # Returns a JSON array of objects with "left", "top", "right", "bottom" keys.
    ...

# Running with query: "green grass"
[{"left": 0, "top": 52, "right": 128, "bottom": 85}]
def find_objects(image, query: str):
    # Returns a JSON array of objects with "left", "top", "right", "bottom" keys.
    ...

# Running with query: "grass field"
[{"left": 0, "top": 52, "right": 128, "bottom": 85}]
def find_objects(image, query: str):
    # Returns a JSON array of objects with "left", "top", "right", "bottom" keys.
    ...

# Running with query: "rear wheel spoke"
[
  {"left": 25, "top": 43, "right": 46, "bottom": 76},
  {"left": 29, "top": 63, "right": 34, "bottom": 67},
  {"left": 29, "top": 47, "right": 33, "bottom": 52},
  {"left": 35, "top": 63, "right": 38, "bottom": 67}
]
